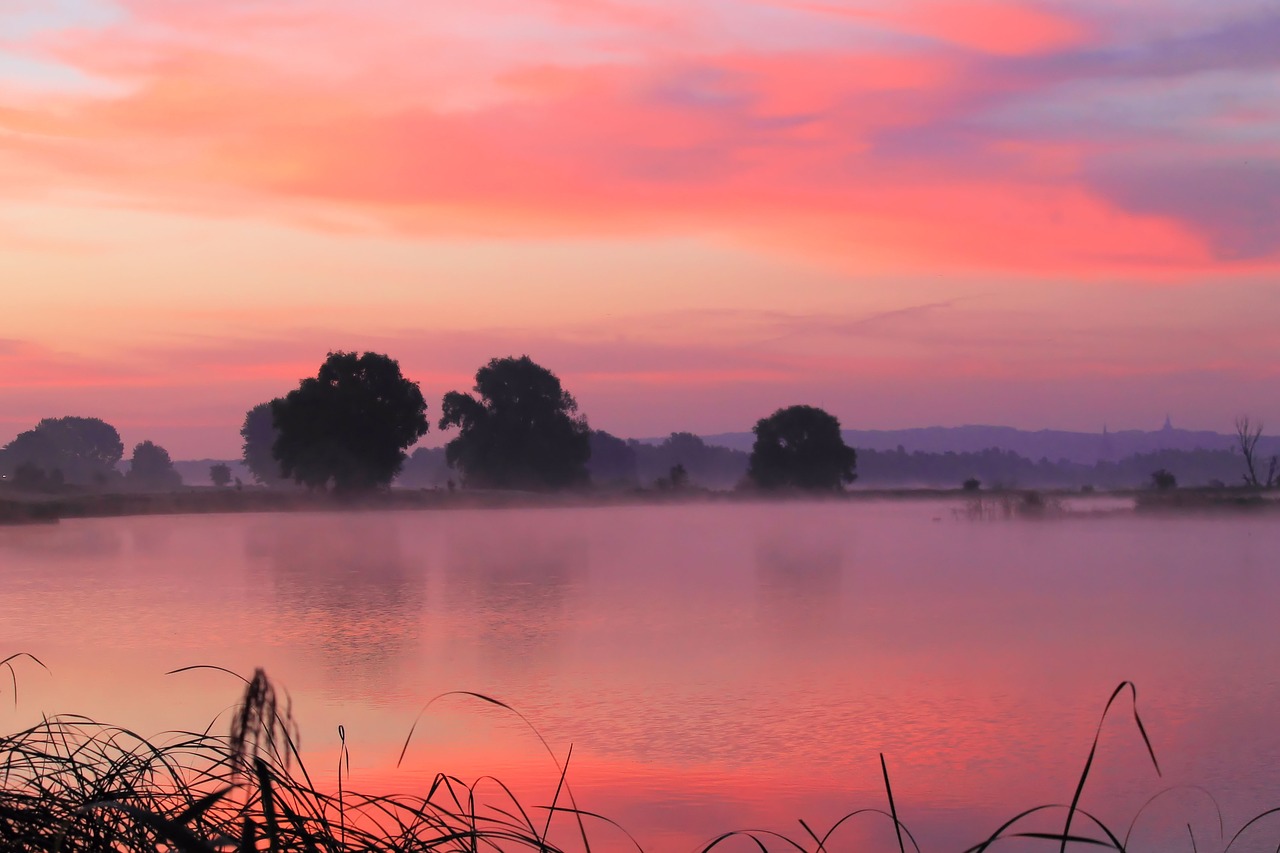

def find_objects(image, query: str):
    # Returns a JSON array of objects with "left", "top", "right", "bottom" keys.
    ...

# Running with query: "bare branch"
[{"left": 1235, "top": 415, "right": 1265, "bottom": 487}]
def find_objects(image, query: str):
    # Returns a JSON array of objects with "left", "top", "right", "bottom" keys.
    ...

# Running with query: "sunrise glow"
[{"left": 2, "top": 0, "right": 1277, "bottom": 455}]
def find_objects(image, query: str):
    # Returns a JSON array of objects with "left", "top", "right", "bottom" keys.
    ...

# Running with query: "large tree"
[
  {"left": 0, "top": 416, "right": 124, "bottom": 486},
  {"left": 240, "top": 400, "right": 288, "bottom": 486},
  {"left": 439, "top": 355, "right": 590, "bottom": 489},
  {"left": 747, "top": 405, "right": 857, "bottom": 491},
  {"left": 271, "top": 352, "right": 428, "bottom": 492}
]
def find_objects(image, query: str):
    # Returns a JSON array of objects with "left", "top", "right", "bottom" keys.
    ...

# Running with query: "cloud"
[
  {"left": 1088, "top": 161, "right": 1280, "bottom": 260},
  {"left": 0, "top": 0, "right": 1274, "bottom": 277},
  {"left": 768, "top": 0, "right": 1089, "bottom": 56},
  {"left": 1017, "top": 11, "right": 1280, "bottom": 80}
]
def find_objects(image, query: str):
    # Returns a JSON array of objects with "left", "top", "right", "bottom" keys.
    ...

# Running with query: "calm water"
[{"left": 2, "top": 500, "right": 1279, "bottom": 851}]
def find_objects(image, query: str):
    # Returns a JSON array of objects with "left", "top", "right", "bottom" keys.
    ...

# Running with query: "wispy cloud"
[{"left": 0, "top": 0, "right": 1273, "bottom": 275}]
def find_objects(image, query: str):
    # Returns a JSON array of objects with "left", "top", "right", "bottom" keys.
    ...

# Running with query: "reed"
[{"left": 1, "top": 666, "right": 1277, "bottom": 852}]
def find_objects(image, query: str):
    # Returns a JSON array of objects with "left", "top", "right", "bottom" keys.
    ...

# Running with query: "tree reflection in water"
[
  {"left": 754, "top": 530, "right": 846, "bottom": 643},
  {"left": 244, "top": 514, "right": 425, "bottom": 701},
  {"left": 440, "top": 524, "right": 587, "bottom": 676}
]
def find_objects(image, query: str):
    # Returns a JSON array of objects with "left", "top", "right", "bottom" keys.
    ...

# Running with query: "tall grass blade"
[
  {"left": 80, "top": 800, "right": 217, "bottom": 852},
  {"left": 881, "top": 753, "right": 906, "bottom": 853},
  {"left": 1124, "top": 785, "right": 1222, "bottom": 850},
  {"left": 1061, "top": 681, "right": 1160, "bottom": 853},
  {"left": 337, "top": 723, "right": 348, "bottom": 847},
  {"left": 1, "top": 652, "right": 48, "bottom": 708}
]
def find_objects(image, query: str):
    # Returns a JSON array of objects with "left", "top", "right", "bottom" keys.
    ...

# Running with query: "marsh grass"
[
  {"left": 955, "top": 490, "right": 1068, "bottom": 521},
  {"left": 2, "top": 667, "right": 1278, "bottom": 852}
]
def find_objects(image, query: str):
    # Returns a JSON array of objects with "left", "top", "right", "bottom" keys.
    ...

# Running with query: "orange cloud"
[{"left": 2, "top": 0, "right": 1276, "bottom": 280}]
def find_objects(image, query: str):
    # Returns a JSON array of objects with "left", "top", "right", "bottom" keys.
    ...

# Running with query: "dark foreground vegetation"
[{"left": 2, "top": 660, "right": 1278, "bottom": 852}]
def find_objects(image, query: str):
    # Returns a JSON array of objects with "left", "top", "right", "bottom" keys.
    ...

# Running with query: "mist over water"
[{"left": 2, "top": 502, "right": 1279, "bottom": 851}]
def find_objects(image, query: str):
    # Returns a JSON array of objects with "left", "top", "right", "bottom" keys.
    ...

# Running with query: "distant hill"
[{"left": 693, "top": 423, "right": 1280, "bottom": 465}]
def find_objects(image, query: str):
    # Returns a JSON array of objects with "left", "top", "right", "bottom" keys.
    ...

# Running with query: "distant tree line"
[
  {"left": 4, "top": 349, "right": 1275, "bottom": 496},
  {"left": 238, "top": 352, "right": 858, "bottom": 494},
  {"left": 401, "top": 440, "right": 1267, "bottom": 491},
  {"left": 0, "top": 416, "right": 183, "bottom": 493},
  {"left": 855, "top": 446, "right": 1264, "bottom": 490}
]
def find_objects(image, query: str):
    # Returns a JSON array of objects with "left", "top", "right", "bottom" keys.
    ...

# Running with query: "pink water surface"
[{"left": 2, "top": 500, "right": 1278, "bottom": 851}]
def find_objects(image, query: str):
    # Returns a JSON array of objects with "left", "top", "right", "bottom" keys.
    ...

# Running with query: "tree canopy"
[
  {"left": 586, "top": 430, "right": 638, "bottom": 486},
  {"left": 271, "top": 352, "right": 428, "bottom": 492},
  {"left": 747, "top": 405, "right": 857, "bottom": 491},
  {"left": 439, "top": 355, "right": 590, "bottom": 489},
  {"left": 126, "top": 440, "right": 183, "bottom": 490},
  {"left": 0, "top": 416, "right": 124, "bottom": 485},
  {"left": 241, "top": 400, "right": 288, "bottom": 486},
  {"left": 210, "top": 463, "right": 232, "bottom": 488}
]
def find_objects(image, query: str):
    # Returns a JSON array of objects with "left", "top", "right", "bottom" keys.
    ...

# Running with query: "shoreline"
[{"left": 2, "top": 483, "right": 1275, "bottom": 525}]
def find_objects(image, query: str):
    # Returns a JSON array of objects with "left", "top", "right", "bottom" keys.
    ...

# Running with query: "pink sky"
[{"left": 2, "top": 0, "right": 1278, "bottom": 457}]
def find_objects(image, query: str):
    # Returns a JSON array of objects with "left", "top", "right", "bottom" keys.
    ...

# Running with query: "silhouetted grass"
[{"left": 2, "top": 667, "right": 1279, "bottom": 851}]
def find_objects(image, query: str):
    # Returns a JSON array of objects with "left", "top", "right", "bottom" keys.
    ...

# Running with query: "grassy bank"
[
  {"left": 3, "top": 481, "right": 1276, "bottom": 526},
  {"left": 0, "top": 485, "right": 987, "bottom": 526},
  {"left": 2, "top": 664, "right": 1278, "bottom": 852}
]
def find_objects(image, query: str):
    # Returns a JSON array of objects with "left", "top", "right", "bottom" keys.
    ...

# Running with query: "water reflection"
[
  {"left": 244, "top": 514, "right": 424, "bottom": 700},
  {"left": 2, "top": 504, "right": 1280, "bottom": 853},
  {"left": 754, "top": 533, "right": 845, "bottom": 640},
  {"left": 441, "top": 521, "right": 586, "bottom": 674},
  {"left": 128, "top": 518, "right": 174, "bottom": 556},
  {"left": 0, "top": 523, "right": 123, "bottom": 560}
]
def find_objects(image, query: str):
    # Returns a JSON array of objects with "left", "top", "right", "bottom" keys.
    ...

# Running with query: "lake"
[{"left": 2, "top": 499, "right": 1278, "bottom": 851}]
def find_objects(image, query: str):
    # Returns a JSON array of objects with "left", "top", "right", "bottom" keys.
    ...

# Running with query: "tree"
[
  {"left": 241, "top": 401, "right": 288, "bottom": 486},
  {"left": 210, "top": 463, "right": 232, "bottom": 488},
  {"left": 1234, "top": 415, "right": 1277, "bottom": 488},
  {"left": 271, "top": 351, "right": 428, "bottom": 492},
  {"left": 628, "top": 433, "right": 748, "bottom": 489},
  {"left": 12, "top": 462, "right": 62, "bottom": 492},
  {"left": 586, "top": 430, "right": 638, "bottom": 486},
  {"left": 1150, "top": 468, "right": 1177, "bottom": 490},
  {"left": 439, "top": 355, "right": 590, "bottom": 489},
  {"left": 747, "top": 405, "right": 857, "bottom": 491},
  {"left": 1, "top": 416, "right": 124, "bottom": 486},
  {"left": 127, "top": 441, "right": 182, "bottom": 490},
  {"left": 668, "top": 462, "right": 689, "bottom": 490}
]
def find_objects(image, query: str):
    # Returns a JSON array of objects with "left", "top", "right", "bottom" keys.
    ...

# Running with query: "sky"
[{"left": 1, "top": 0, "right": 1277, "bottom": 458}]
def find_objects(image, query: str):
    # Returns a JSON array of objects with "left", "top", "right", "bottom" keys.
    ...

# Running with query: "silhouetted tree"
[
  {"left": 669, "top": 462, "right": 689, "bottom": 490},
  {"left": 1150, "top": 468, "right": 1177, "bottom": 490},
  {"left": 0, "top": 416, "right": 123, "bottom": 486},
  {"left": 210, "top": 463, "right": 232, "bottom": 488},
  {"left": 12, "top": 462, "right": 62, "bottom": 492},
  {"left": 962, "top": 477, "right": 982, "bottom": 491},
  {"left": 127, "top": 441, "right": 182, "bottom": 490},
  {"left": 1234, "top": 415, "right": 1277, "bottom": 488},
  {"left": 272, "top": 352, "right": 429, "bottom": 492},
  {"left": 630, "top": 432, "right": 749, "bottom": 489},
  {"left": 747, "top": 405, "right": 857, "bottom": 491},
  {"left": 587, "top": 430, "right": 638, "bottom": 486},
  {"left": 241, "top": 401, "right": 288, "bottom": 486},
  {"left": 439, "top": 355, "right": 589, "bottom": 489}
]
